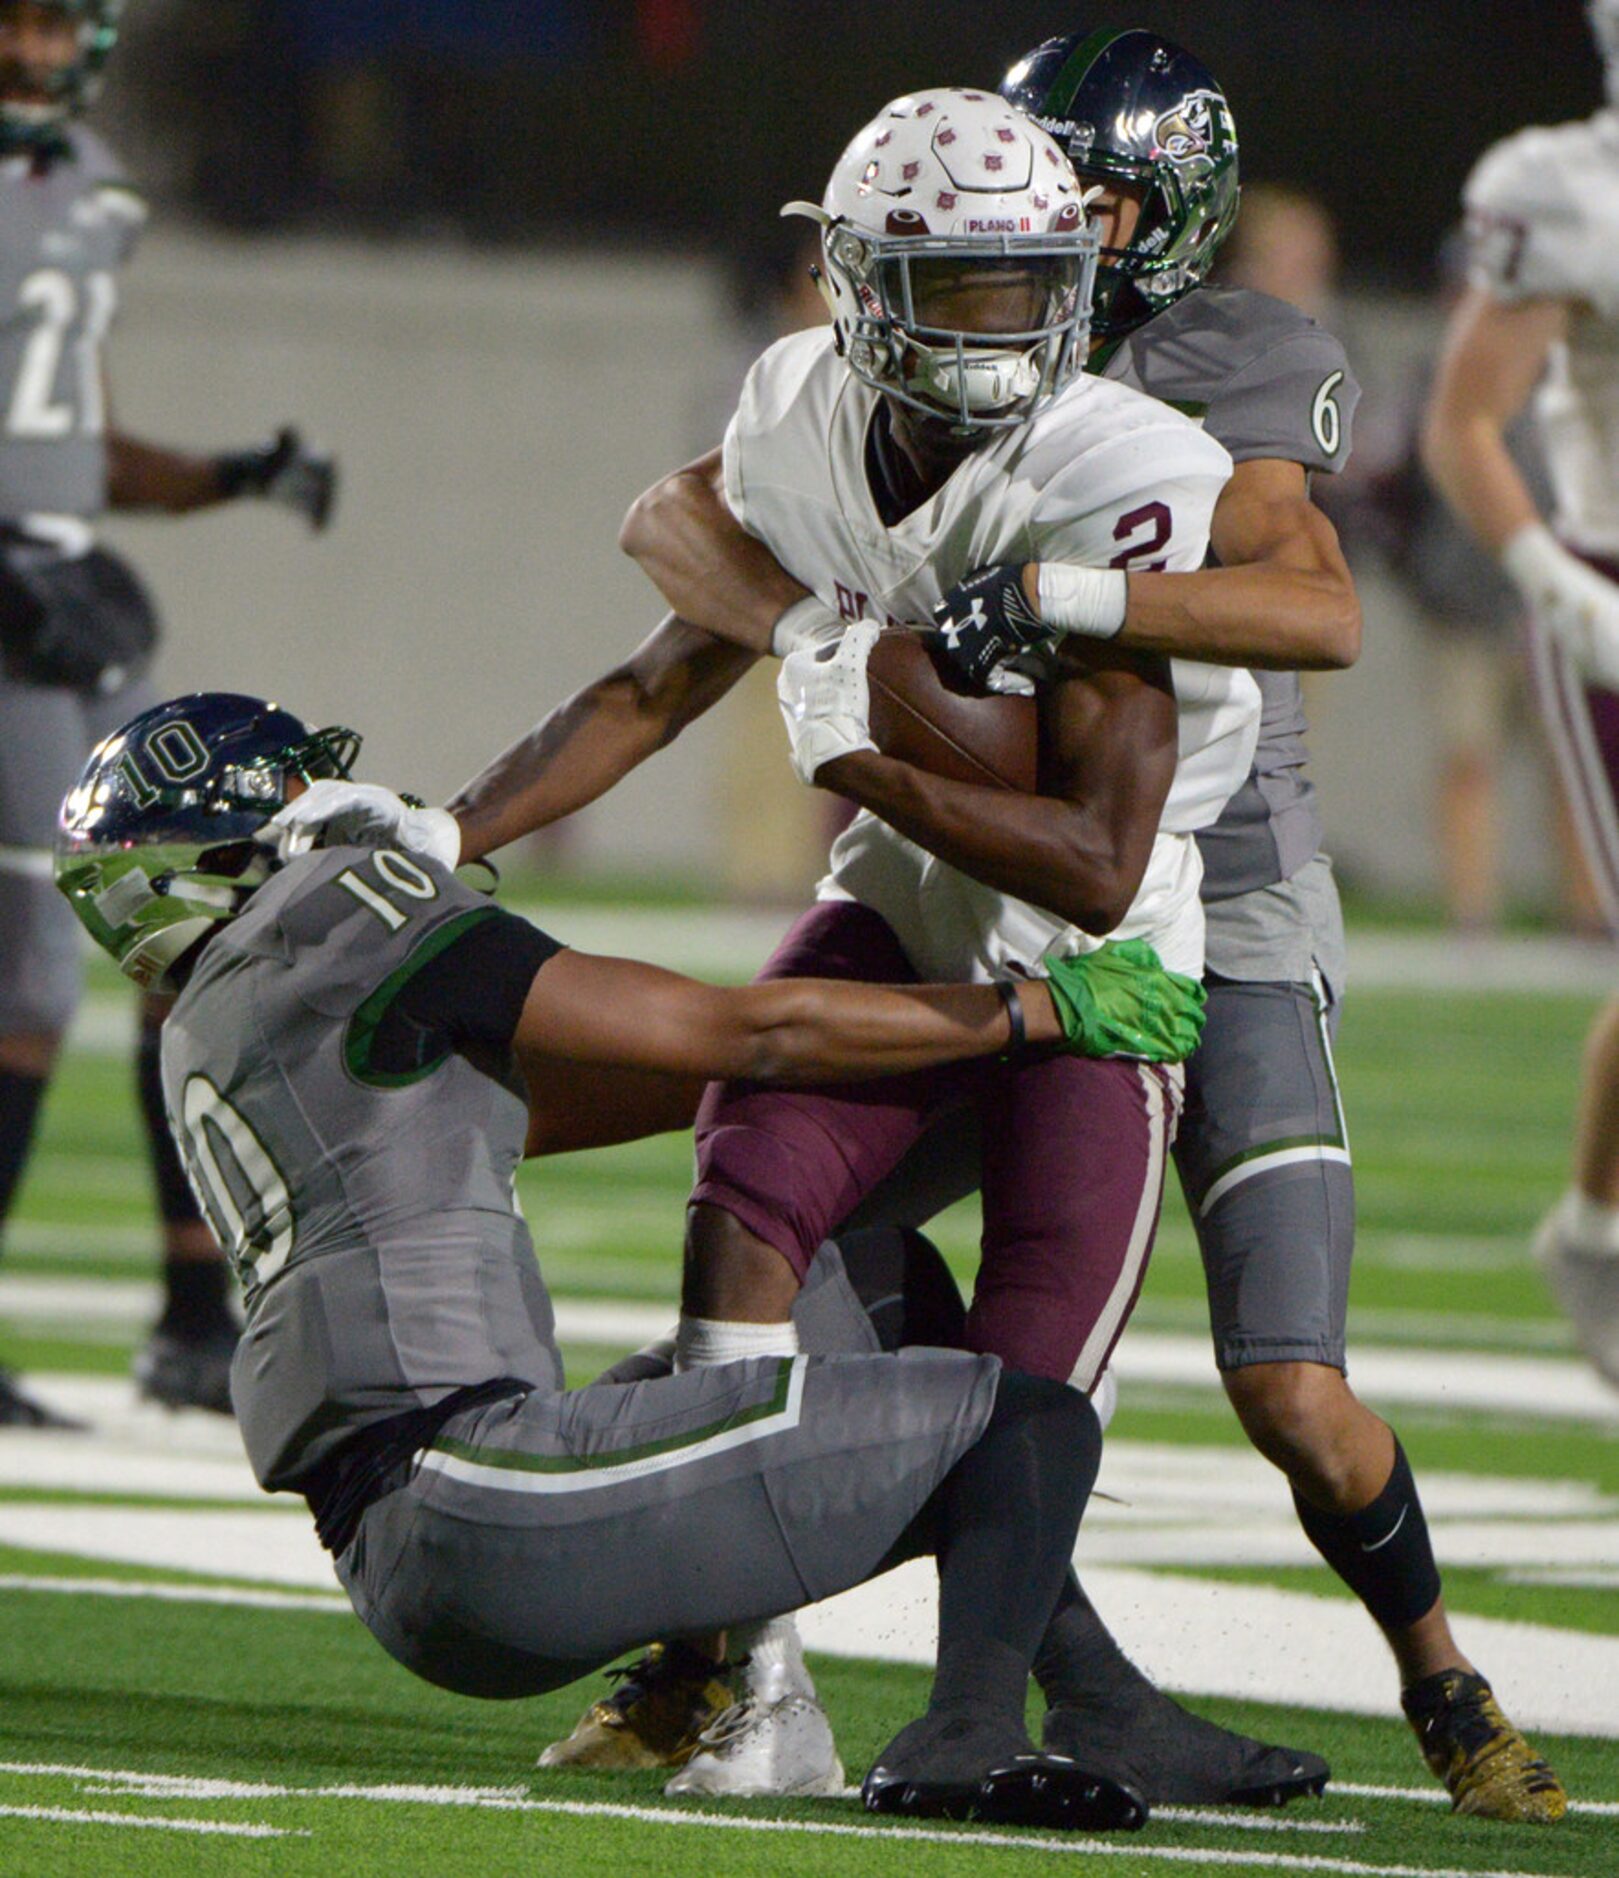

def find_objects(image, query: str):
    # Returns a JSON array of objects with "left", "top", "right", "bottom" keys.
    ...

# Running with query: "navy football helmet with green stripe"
[
  {"left": 1000, "top": 28, "right": 1240, "bottom": 339},
  {"left": 55, "top": 692, "right": 359, "bottom": 992},
  {"left": 0, "top": 0, "right": 121, "bottom": 154}
]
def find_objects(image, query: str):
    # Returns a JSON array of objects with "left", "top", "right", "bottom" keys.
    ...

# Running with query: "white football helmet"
[
  {"left": 785, "top": 88, "right": 1097, "bottom": 432},
  {"left": 1593, "top": 0, "right": 1619, "bottom": 102}
]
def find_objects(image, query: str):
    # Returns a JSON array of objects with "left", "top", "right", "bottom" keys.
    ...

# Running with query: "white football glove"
[
  {"left": 776, "top": 618, "right": 881, "bottom": 785},
  {"left": 1503, "top": 524, "right": 1619, "bottom": 690},
  {"left": 264, "top": 779, "right": 461, "bottom": 869}
]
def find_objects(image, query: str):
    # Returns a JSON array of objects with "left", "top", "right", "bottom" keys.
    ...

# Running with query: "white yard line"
[
  {"left": 0, "top": 1803, "right": 297, "bottom": 1837},
  {"left": 0, "top": 1574, "right": 347, "bottom": 1612},
  {"left": 2, "top": 1310, "right": 1616, "bottom": 1740},
  {"left": 9, "top": 1294, "right": 1612, "bottom": 1420},
  {"left": 1328, "top": 1781, "right": 1619, "bottom": 1818},
  {"left": 792, "top": 1560, "right": 1619, "bottom": 1741},
  {"left": 0, "top": 1763, "right": 1584, "bottom": 1875}
]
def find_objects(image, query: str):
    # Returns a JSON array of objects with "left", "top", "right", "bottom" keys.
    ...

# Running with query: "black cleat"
[
  {"left": 0, "top": 1368, "right": 84, "bottom": 1430},
  {"left": 134, "top": 1324, "right": 237, "bottom": 1414},
  {"left": 863, "top": 1710, "right": 1147, "bottom": 1830},
  {"left": 1044, "top": 1682, "right": 1329, "bottom": 1807}
]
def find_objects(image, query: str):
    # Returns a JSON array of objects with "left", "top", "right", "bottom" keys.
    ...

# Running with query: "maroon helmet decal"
[
  {"left": 902, "top": 160, "right": 921, "bottom": 181},
  {"left": 936, "top": 190, "right": 958, "bottom": 210}
]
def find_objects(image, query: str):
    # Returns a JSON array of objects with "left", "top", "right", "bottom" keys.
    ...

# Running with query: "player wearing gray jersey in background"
[
  {"left": 0, "top": 1, "right": 335, "bottom": 1421},
  {"left": 916, "top": 26, "right": 1562, "bottom": 1824},
  {"left": 1422, "top": 0, "right": 1619, "bottom": 1411},
  {"left": 50, "top": 687, "right": 1224, "bottom": 1831}
]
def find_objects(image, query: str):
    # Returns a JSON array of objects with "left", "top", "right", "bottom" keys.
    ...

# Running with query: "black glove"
[
  {"left": 215, "top": 427, "right": 338, "bottom": 531},
  {"left": 932, "top": 562, "right": 1053, "bottom": 688}
]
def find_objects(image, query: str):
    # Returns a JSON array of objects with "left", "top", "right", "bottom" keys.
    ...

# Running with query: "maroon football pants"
[{"left": 690, "top": 901, "right": 1180, "bottom": 1389}]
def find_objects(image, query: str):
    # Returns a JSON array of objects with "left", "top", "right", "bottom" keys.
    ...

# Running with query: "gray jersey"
[
  {"left": 161, "top": 845, "right": 562, "bottom": 1493},
  {"left": 0, "top": 130, "right": 144, "bottom": 521},
  {"left": 1101, "top": 286, "right": 1359, "bottom": 899}
]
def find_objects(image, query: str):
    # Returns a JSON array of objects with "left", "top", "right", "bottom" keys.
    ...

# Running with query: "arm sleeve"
[
  {"left": 1202, "top": 329, "right": 1360, "bottom": 474},
  {"left": 368, "top": 907, "right": 564, "bottom": 1076}
]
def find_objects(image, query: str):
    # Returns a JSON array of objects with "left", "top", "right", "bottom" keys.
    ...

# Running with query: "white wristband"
[
  {"left": 1035, "top": 564, "right": 1130, "bottom": 639},
  {"left": 1499, "top": 521, "right": 1565, "bottom": 595},
  {"left": 408, "top": 806, "right": 463, "bottom": 871},
  {"left": 770, "top": 594, "right": 844, "bottom": 658}
]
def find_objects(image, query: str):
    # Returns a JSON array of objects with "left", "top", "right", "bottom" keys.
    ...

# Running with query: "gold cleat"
[
  {"left": 1402, "top": 1670, "right": 1567, "bottom": 1824},
  {"left": 538, "top": 1643, "right": 736, "bottom": 1772}
]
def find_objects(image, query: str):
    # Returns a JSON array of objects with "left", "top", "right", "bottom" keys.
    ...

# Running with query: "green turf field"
[{"left": 0, "top": 925, "right": 1615, "bottom": 1875}]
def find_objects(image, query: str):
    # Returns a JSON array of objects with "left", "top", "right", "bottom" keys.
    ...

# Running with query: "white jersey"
[
  {"left": 722, "top": 327, "right": 1258, "bottom": 980},
  {"left": 1465, "top": 112, "right": 1619, "bottom": 556}
]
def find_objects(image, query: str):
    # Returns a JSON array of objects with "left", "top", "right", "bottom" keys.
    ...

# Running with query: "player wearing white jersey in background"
[{"left": 1423, "top": 0, "right": 1619, "bottom": 1394}]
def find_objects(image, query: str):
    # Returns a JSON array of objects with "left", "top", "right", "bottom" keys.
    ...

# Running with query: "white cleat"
[
  {"left": 1533, "top": 1198, "right": 1619, "bottom": 1389},
  {"left": 663, "top": 1692, "right": 847, "bottom": 1798}
]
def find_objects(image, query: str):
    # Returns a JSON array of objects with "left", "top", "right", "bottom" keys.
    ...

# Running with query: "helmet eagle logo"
[{"left": 1153, "top": 89, "right": 1218, "bottom": 166}]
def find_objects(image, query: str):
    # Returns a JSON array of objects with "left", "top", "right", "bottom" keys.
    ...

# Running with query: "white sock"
[
  {"left": 1561, "top": 1188, "right": 1619, "bottom": 1256},
  {"left": 674, "top": 1315, "right": 800, "bottom": 1371},
  {"left": 1091, "top": 1365, "right": 1119, "bottom": 1432},
  {"left": 730, "top": 1614, "right": 815, "bottom": 1702}
]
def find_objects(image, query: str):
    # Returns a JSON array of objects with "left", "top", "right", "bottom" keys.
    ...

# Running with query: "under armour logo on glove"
[{"left": 932, "top": 563, "right": 1054, "bottom": 688}]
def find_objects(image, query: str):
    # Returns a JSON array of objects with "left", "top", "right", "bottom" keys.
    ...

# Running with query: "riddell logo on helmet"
[{"left": 965, "top": 216, "right": 1031, "bottom": 233}]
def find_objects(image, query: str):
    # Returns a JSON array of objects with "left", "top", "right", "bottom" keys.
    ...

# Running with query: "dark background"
[{"left": 124, "top": 2, "right": 1601, "bottom": 289}]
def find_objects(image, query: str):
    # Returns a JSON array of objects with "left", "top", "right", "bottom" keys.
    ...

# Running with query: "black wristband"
[
  {"left": 996, "top": 979, "right": 1027, "bottom": 1060},
  {"left": 211, "top": 449, "right": 261, "bottom": 500}
]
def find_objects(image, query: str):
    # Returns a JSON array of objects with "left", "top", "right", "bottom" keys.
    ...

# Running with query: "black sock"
[
  {"left": 930, "top": 1372, "right": 1101, "bottom": 1722},
  {"left": 1292, "top": 1439, "right": 1442, "bottom": 1634},
  {"left": 158, "top": 1256, "right": 234, "bottom": 1337},
  {"left": 0, "top": 1068, "right": 48, "bottom": 1230},
  {"left": 137, "top": 1013, "right": 204, "bottom": 1228},
  {"left": 1033, "top": 1569, "right": 1154, "bottom": 1710}
]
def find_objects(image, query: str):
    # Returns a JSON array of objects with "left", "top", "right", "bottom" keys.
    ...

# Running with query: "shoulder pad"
[
  {"left": 1010, "top": 372, "right": 1228, "bottom": 498},
  {"left": 723, "top": 328, "right": 841, "bottom": 530},
  {"left": 1109, "top": 288, "right": 1358, "bottom": 472},
  {"left": 1463, "top": 118, "right": 1612, "bottom": 305}
]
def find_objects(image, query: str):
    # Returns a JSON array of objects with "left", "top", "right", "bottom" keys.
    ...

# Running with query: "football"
[{"left": 865, "top": 627, "right": 1038, "bottom": 793}]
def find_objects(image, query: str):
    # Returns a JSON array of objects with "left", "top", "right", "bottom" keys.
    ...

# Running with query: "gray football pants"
[
  {"left": 847, "top": 971, "right": 1355, "bottom": 1373},
  {"left": 335, "top": 1334, "right": 1000, "bottom": 1699}
]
